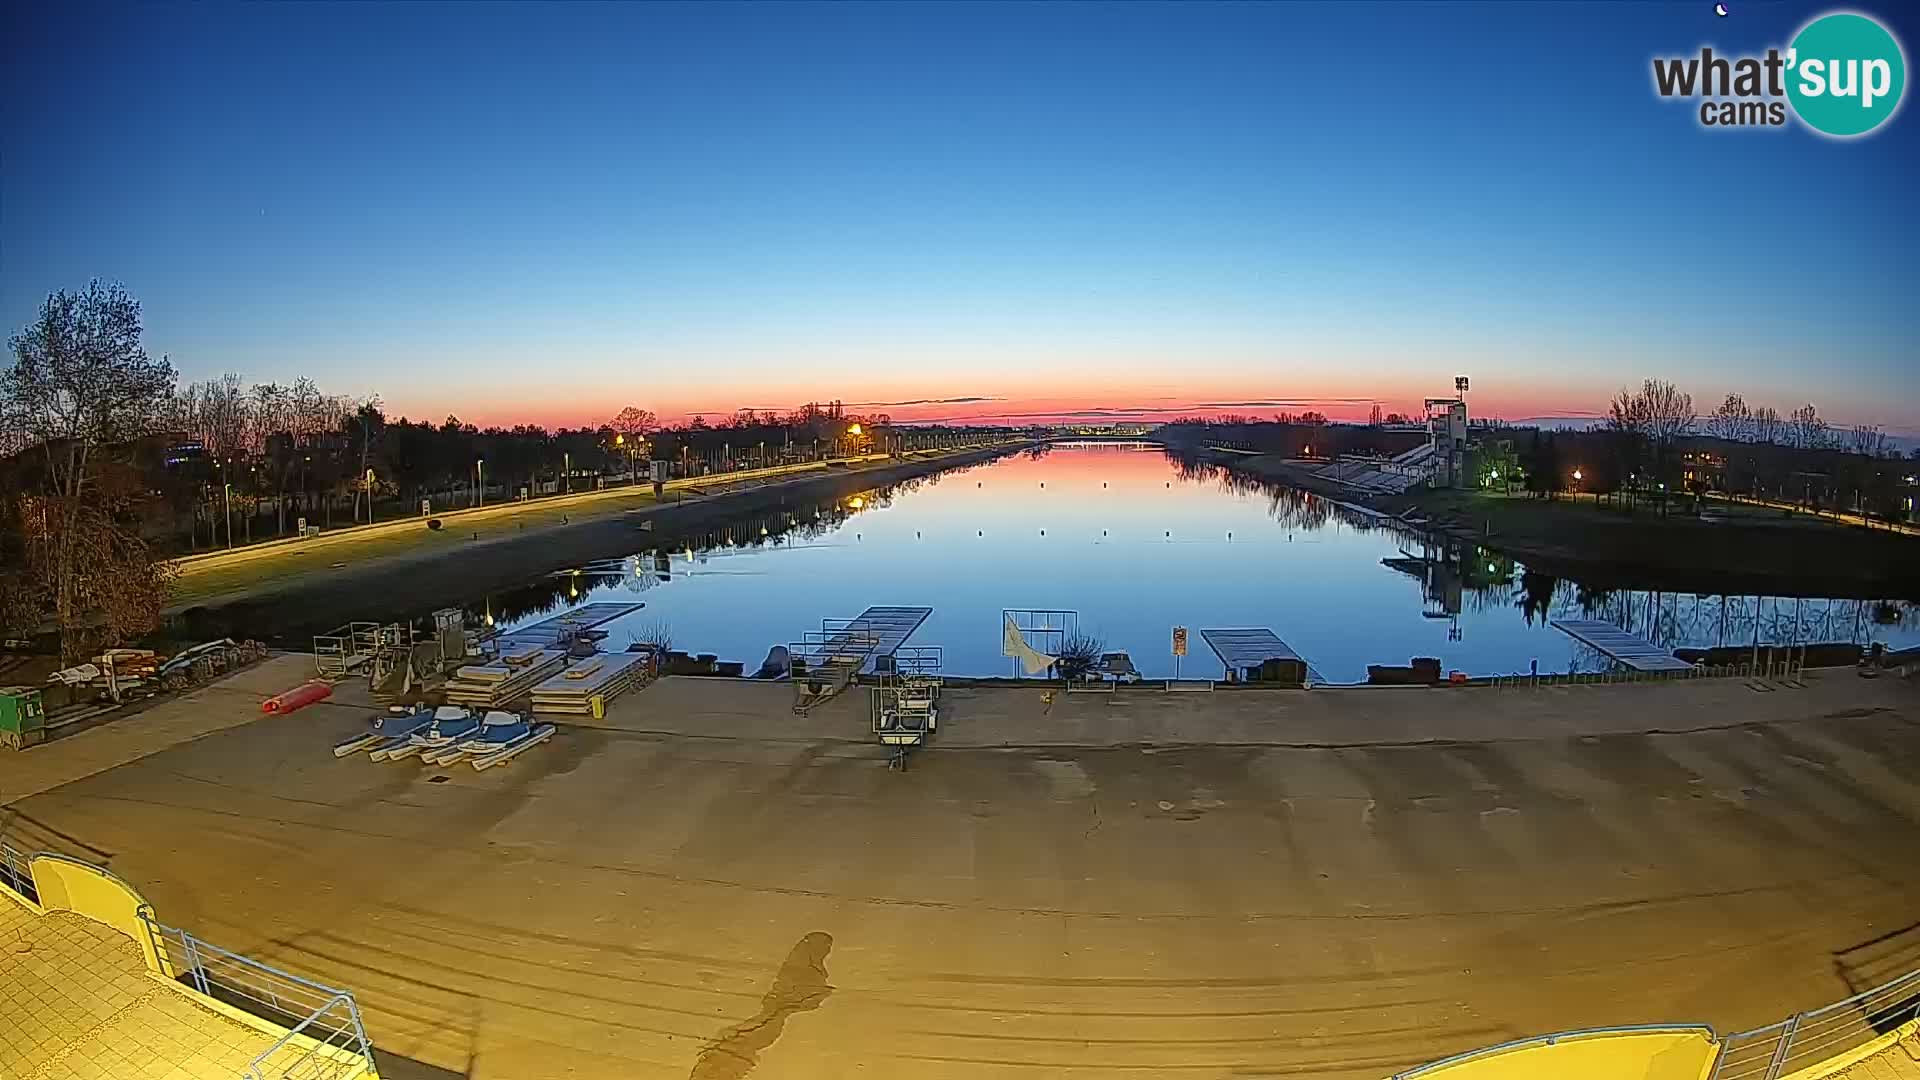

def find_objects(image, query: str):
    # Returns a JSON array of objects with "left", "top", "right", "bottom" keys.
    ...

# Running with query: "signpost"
[{"left": 1172, "top": 626, "right": 1188, "bottom": 679}]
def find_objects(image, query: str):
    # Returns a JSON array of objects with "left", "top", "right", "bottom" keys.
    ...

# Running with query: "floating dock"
[
  {"left": 444, "top": 647, "right": 569, "bottom": 707},
  {"left": 497, "top": 603, "right": 645, "bottom": 650},
  {"left": 529, "top": 652, "right": 653, "bottom": 715},
  {"left": 817, "top": 606, "right": 934, "bottom": 674},
  {"left": 1198, "top": 628, "right": 1310, "bottom": 686},
  {"left": 1551, "top": 619, "right": 1696, "bottom": 673},
  {"left": 789, "top": 606, "right": 934, "bottom": 714}
]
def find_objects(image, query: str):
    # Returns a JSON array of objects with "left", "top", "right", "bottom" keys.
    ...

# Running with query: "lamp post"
[
  {"left": 365, "top": 469, "right": 375, "bottom": 523},
  {"left": 476, "top": 459, "right": 485, "bottom": 508},
  {"left": 223, "top": 482, "right": 233, "bottom": 548},
  {"left": 1573, "top": 468, "right": 1583, "bottom": 503},
  {"left": 563, "top": 452, "right": 570, "bottom": 495}
]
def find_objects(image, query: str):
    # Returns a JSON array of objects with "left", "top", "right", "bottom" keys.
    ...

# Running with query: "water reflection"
[{"left": 464, "top": 444, "right": 1917, "bottom": 682}]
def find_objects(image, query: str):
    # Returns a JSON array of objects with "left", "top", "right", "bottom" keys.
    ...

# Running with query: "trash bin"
[{"left": 0, "top": 686, "right": 46, "bottom": 750}]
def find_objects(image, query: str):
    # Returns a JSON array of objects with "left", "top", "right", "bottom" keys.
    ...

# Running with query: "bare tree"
[
  {"left": 1789, "top": 404, "right": 1832, "bottom": 450},
  {"left": 1605, "top": 380, "right": 1692, "bottom": 505},
  {"left": 1607, "top": 387, "right": 1647, "bottom": 437},
  {"left": 1638, "top": 379, "right": 1695, "bottom": 448},
  {"left": 1847, "top": 424, "right": 1890, "bottom": 459},
  {"left": 1704, "top": 393, "right": 1751, "bottom": 443},
  {"left": 1056, "top": 629, "right": 1107, "bottom": 681},
  {"left": 1751, "top": 405, "right": 1782, "bottom": 445},
  {"left": 1, "top": 281, "right": 178, "bottom": 659},
  {"left": 185, "top": 373, "right": 251, "bottom": 457}
]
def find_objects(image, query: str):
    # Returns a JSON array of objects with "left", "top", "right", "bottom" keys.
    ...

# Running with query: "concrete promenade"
[{"left": 3, "top": 662, "right": 1917, "bottom": 1079}]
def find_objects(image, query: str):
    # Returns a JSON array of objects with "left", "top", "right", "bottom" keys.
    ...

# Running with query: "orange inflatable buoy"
[{"left": 262, "top": 681, "right": 333, "bottom": 714}]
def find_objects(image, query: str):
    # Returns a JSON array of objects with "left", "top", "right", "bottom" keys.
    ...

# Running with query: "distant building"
[{"left": 1680, "top": 449, "right": 1726, "bottom": 491}]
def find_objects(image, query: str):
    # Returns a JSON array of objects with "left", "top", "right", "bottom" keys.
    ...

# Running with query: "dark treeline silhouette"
[
  {"left": 1152, "top": 387, "right": 1915, "bottom": 524},
  {"left": 103, "top": 384, "right": 1017, "bottom": 553},
  {"left": 1156, "top": 416, "right": 1427, "bottom": 460}
]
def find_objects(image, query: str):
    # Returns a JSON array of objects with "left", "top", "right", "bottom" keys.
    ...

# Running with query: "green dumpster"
[{"left": 0, "top": 686, "right": 46, "bottom": 750}]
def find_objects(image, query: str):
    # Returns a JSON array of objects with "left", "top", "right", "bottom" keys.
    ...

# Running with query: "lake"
[{"left": 479, "top": 443, "right": 1918, "bottom": 682}]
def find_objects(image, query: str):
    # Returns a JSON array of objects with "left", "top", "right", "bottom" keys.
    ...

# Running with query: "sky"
[{"left": 3, "top": 2, "right": 1916, "bottom": 432}]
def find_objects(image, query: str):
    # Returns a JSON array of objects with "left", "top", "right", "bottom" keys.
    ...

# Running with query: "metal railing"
[
  {"left": 1393, "top": 1024, "right": 1718, "bottom": 1078},
  {"left": 245, "top": 993, "right": 376, "bottom": 1080},
  {"left": 139, "top": 909, "right": 375, "bottom": 1080},
  {"left": 0, "top": 839, "right": 35, "bottom": 903},
  {"left": 1479, "top": 658, "right": 1808, "bottom": 690},
  {"left": 313, "top": 622, "right": 380, "bottom": 679},
  {"left": 1711, "top": 969, "right": 1920, "bottom": 1080}
]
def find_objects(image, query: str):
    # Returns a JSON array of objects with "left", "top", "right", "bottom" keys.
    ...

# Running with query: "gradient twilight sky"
[{"left": 3, "top": 2, "right": 1916, "bottom": 431}]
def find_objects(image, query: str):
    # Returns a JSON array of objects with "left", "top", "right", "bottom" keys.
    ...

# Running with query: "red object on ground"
[{"left": 261, "top": 681, "right": 333, "bottom": 714}]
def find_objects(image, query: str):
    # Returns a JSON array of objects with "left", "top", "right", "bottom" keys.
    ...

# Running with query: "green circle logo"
[{"left": 1787, "top": 12, "right": 1907, "bottom": 136}]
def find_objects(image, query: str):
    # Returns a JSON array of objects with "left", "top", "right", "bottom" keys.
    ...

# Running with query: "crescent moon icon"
[{"left": 1714, "top": 3, "right": 1729, "bottom": 14}]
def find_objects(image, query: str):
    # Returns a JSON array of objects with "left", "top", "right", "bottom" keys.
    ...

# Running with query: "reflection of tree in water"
[
  {"left": 465, "top": 466, "right": 1008, "bottom": 628},
  {"left": 1167, "top": 452, "right": 1407, "bottom": 535},
  {"left": 1385, "top": 536, "right": 1913, "bottom": 654},
  {"left": 1516, "top": 570, "right": 1559, "bottom": 626},
  {"left": 1543, "top": 589, "right": 1910, "bottom": 650},
  {"left": 471, "top": 567, "right": 627, "bottom": 626}
]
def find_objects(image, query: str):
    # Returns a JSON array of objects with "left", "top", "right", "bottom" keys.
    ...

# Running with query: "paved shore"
[{"left": 4, "top": 661, "right": 1916, "bottom": 1079}]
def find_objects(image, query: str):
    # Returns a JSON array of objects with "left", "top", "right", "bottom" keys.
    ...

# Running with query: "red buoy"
[{"left": 262, "top": 681, "right": 333, "bottom": 715}]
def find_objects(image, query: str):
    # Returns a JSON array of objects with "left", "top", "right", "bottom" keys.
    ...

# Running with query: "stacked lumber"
[
  {"left": 529, "top": 652, "right": 651, "bottom": 715},
  {"left": 444, "top": 647, "right": 567, "bottom": 708}
]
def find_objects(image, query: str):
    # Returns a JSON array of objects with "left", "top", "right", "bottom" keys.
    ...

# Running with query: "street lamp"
[
  {"left": 476, "top": 459, "right": 485, "bottom": 508},
  {"left": 223, "top": 482, "right": 233, "bottom": 548},
  {"left": 1572, "top": 468, "right": 1583, "bottom": 502},
  {"left": 365, "top": 468, "right": 375, "bottom": 523}
]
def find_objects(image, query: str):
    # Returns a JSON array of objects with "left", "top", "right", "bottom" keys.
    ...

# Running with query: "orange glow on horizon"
[{"left": 414, "top": 389, "right": 1607, "bottom": 432}]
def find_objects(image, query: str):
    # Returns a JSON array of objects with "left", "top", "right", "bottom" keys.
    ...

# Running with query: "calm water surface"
[{"left": 481, "top": 444, "right": 1918, "bottom": 682}]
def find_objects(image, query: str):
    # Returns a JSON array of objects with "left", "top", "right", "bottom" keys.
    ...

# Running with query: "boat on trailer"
[{"left": 334, "top": 705, "right": 434, "bottom": 758}]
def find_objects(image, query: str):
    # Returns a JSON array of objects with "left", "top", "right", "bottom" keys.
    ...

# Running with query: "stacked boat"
[
  {"left": 442, "top": 646, "right": 567, "bottom": 708},
  {"left": 528, "top": 652, "right": 652, "bottom": 716},
  {"left": 334, "top": 704, "right": 554, "bottom": 771}
]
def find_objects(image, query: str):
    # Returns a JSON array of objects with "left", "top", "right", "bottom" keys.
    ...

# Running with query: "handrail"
[
  {"left": 245, "top": 991, "right": 374, "bottom": 1080},
  {"left": 136, "top": 908, "right": 376, "bottom": 1079},
  {"left": 1392, "top": 1024, "right": 1717, "bottom": 1077}
]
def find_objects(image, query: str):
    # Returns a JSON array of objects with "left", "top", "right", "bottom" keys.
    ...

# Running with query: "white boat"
[
  {"left": 376, "top": 706, "right": 480, "bottom": 763},
  {"left": 334, "top": 706, "right": 431, "bottom": 758},
  {"left": 442, "top": 711, "right": 537, "bottom": 757},
  {"left": 470, "top": 723, "right": 557, "bottom": 771}
]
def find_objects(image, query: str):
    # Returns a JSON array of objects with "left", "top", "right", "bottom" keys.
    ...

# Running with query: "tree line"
[{"left": 1, "top": 281, "right": 1014, "bottom": 659}]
